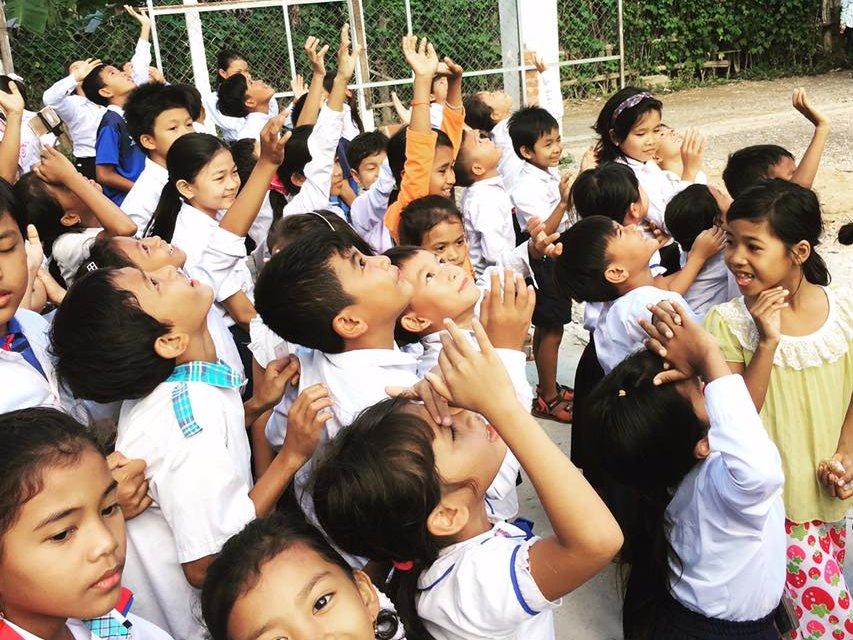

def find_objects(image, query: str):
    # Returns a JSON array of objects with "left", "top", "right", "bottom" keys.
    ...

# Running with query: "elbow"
[{"left": 182, "top": 563, "right": 207, "bottom": 589}]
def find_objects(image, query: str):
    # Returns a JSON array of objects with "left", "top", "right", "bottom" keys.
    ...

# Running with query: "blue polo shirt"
[{"left": 95, "top": 105, "right": 145, "bottom": 205}]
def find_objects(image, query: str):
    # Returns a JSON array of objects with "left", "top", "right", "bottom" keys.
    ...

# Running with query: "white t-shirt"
[
  {"left": 350, "top": 159, "right": 394, "bottom": 254},
  {"left": 236, "top": 111, "right": 272, "bottom": 141},
  {"left": 460, "top": 175, "right": 517, "bottom": 279},
  {"left": 121, "top": 157, "right": 168, "bottom": 234},
  {"left": 1, "top": 613, "right": 173, "bottom": 640},
  {"left": 680, "top": 250, "right": 740, "bottom": 320},
  {"left": 52, "top": 227, "right": 102, "bottom": 285},
  {"left": 509, "top": 163, "right": 567, "bottom": 232}
]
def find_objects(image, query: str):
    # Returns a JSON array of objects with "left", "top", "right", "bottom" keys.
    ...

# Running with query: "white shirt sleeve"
[
  {"left": 538, "top": 66, "right": 564, "bottom": 123},
  {"left": 510, "top": 179, "right": 549, "bottom": 228},
  {"left": 42, "top": 74, "right": 77, "bottom": 109},
  {"left": 51, "top": 228, "right": 102, "bottom": 285},
  {"left": 350, "top": 159, "right": 394, "bottom": 253},
  {"left": 131, "top": 38, "right": 153, "bottom": 87}
]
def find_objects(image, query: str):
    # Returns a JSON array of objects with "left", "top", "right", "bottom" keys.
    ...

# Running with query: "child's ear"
[
  {"left": 98, "top": 86, "right": 114, "bottom": 101},
  {"left": 332, "top": 309, "right": 369, "bottom": 341},
  {"left": 426, "top": 493, "right": 469, "bottom": 538},
  {"left": 139, "top": 133, "right": 158, "bottom": 153},
  {"left": 218, "top": 69, "right": 228, "bottom": 80},
  {"left": 608, "top": 128, "right": 621, "bottom": 147},
  {"left": 60, "top": 212, "right": 81, "bottom": 228},
  {"left": 603, "top": 262, "right": 629, "bottom": 285},
  {"left": 790, "top": 239, "right": 811, "bottom": 267},
  {"left": 471, "top": 161, "right": 486, "bottom": 177},
  {"left": 694, "top": 436, "right": 711, "bottom": 460},
  {"left": 349, "top": 168, "right": 362, "bottom": 186},
  {"left": 353, "top": 570, "right": 380, "bottom": 621},
  {"left": 153, "top": 331, "right": 190, "bottom": 361},
  {"left": 175, "top": 179, "right": 194, "bottom": 201},
  {"left": 290, "top": 172, "right": 306, "bottom": 189},
  {"left": 244, "top": 95, "right": 256, "bottom": 110},
  {"left": 626, "top": 201, "right": 642, "bottom": 224},
  {"left": 519, "top": 145, "right": 534, "bottom": 161},
  {"left": 400, "top": 312, "right": 432, "bottom": 335}
]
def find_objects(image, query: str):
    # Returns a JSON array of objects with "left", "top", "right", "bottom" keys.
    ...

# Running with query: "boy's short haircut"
[
  {"left": 277, "top": 125, "right": 312, "bottom": 193},
  {"left": 463, "top": 93, "right": 495, "bottom": 132},
  {"left": 399, "top": 195, "right": 463, "bottom": 246},
  {"left": 175, "top": 83, "right": 203, "bottom": 121},
  {"left": 50, "top": 268, "right": 175, "bottom": 404},
  {"left": 384, "top": 245, "right": 425, "bottom": 345},
  {"left": 722, "top": 144, "right": 795, "bottom": 198},
  {"left": 387, "top": 127, "right": 453, "bottom": 188},
  {"left": 229, "top": 138, "right": 257, "bottom": 189},
  {"left": 507, "top": 106, "right": 559, "bottom": 159},
  {"left": 74, "top": 236, "right": 134, "bottom": 282},
  {"left": 12, "top": 173, "right": 65, "bottom": 254},
  {"left": 217, "top": 48, "right": 245, "bottom": 74},
  {"left": 664, "top": 184, "right": 720, "bottom": 252},
  {"left": 554, "top": 215, "right": 620, "bottom": 303},
  {"left": 572, "top": 162, "right": 640, "bottom": 222},
  {"left": 217, "top": 73, "right": 250, "bottom": 118},
  {"left": 254, "top": 230, "right": 357, "bottom": 354},
  {"left": 452, "top": 130, "right": 476, "bottom": 188},
  {"left": 345, "top": 130, "right": 389, "bottom": 171},
  {"left": 124, "top": 83, "right": 193, "bottom": 147},
  {"left": 0, "top": 177, "right": 25, "bottom": 236},
  {"left": 81, "top": 64, "right": 109, "bottom": 107}
]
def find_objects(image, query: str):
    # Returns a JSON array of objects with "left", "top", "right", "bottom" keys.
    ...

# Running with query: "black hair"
[
  {"left": 124, "top": 83, "right": 193, "bottom": 147},
  {"left": 313, "top": 398, "right": 442, "bottom": 640},
  {"left": 146, "top": 133, "right": 231, "bottom": 241},
  {"left": 593, "top": 87, "right": 663, "bottom": 163},
  {"left": 664, "top": 185, "right": 720, "bottom": 252},
  {"left": 839, "top": 223, "right": 853, "bottom": 246},
  {"left": 507, "top": 106, "right": 559, "bottom": 159},
  {"left": 0, "top": 408, "right": 101, "bottom": 554},
  {"left": 727, "top": 179, "right": 829, "bottom": 286},
  {"left": 553, "top": 215, "right": 620, "bottom": 302},
  {"left": 75, "top": 236, "right": 135, "bottom": 281},
  {"left": 217, "top": 49, "right": 246, "bottom": 75},
  {"left": 267, "top": 210, "right": 373, "bottom": 256},
  {"left": 289, "top": 93, "right": 308, "bottom": 127},
  {"left": 0, "top": 177, "right": 25, "bottom": 237},
  {"left": 81, "top": 64, "right": 109, "bottom": 107},
  {"left": 346, "top": 130, "right": 389, "bottom": 172},
  {"left": 387, "top": 126, "right": 454, "bottom": 205},
  {"left": 174, "top": 83, "right": 203, "bottom": 121},
  {"left": 722, "top": 144, "right": 795, "bottom": 198},
  {"left": 587, "top": 350, "right": 707, "bottom": 638},
  {"left": 13, "top": 172, "right": 76, "bottom": 255},
  {"left": 276, "top": 125, "right": 312, "bottom": 194},
  {"left": 572, "top": 162, "right": 641, "bottom": 223},
  {"left": 201, "top": 510, "right": 401, "bottom": 640},
  {"left": 254, "top": 230, "right": 356, "bottom": 353},
  {"left": 229, "top": 138, "right": 258, "bottom": 191},
  {"left": 384, "top": 245, "right": 425, "bottom": 345},
  {"left": 321, "top": 72, "right": 364, "bottom": 133},
  {"left": 217, "top": 73, "right": 250, "bottom": 118},
  {"left": 452, "top": 129, "right": 479, "bottom": 188},
  {"left": 0, "top": 75, "right": 28, "bottom": 106},
  {"left": 399, "top": 195, "right": 463, "bottom": 247},
  {"left": 463, "top": 92, "right": 495, "bottom": 132},
  {"left": 50, "top": 267, "right": 175, "bottom": 403}
]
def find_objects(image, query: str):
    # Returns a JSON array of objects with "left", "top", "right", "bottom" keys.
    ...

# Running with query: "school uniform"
[
  {"left": 203, "top": 93, "right": 280, "bottom": 142},
  {"left": 679, "top": 250, "right": 740, "bottom": 320},
  {"left": 42, "top": 75, "right": 106, "bottom": 178},
  {"left": 247, "top": 192, "right": 274, "bottom": 250},
  {"left": 416, "top": 520, "right": 560, "bottom": 640},
  {"left": 117, "top": 360, "right": 254, "bottom": 640},
  {"left": 0, "top": 589, "right": 173, "bottom": 640},
  {"left": 617, "top": 156, "right": 692, "bottom": 232},
  {"left": 51, "top": 227, "right": 102, "bottom": 286},
  {"left": 95, "top": 105, "right": 146, "bottom": 206},
  {"left": 656, "top": 374, "right": 785, "bottom": 638},
  {"left": 594, "top": 285, "right": 695, "bottom": 374},
  {"left": 350, "top": 158, "right": 394, "bottom": 253},
  {"left": 3, "top": 110, "right": 58, "bottom": 175},
  {"left": 235, "top": 110, "right": 272, "bottom": 141},
  {"left": 120, "top": 158, "right": 168, "bottom": 234},
  {"left": 460, "top": 175, "right": 517, "bottom": 280}
]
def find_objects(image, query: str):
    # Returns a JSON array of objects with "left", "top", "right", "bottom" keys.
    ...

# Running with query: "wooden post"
[{"left": 0, "top": 3, "right": 15, "bottom": 75}]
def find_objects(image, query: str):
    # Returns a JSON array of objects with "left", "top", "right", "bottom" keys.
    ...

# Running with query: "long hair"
[{"left": 593, "top": 87, "right": 663, "bottom": 163}]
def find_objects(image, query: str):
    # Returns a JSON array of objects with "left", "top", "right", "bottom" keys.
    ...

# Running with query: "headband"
[
  {"left": 305, "top": 210, "right": 336, "bottom": 232},
  {"left": 611, "top": 92, "right": 655, "bottom": 125}
]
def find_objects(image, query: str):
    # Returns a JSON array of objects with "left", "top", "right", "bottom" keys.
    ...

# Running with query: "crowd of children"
[{"left": 0, "top": 9, "right": 850, "bottom": 640}]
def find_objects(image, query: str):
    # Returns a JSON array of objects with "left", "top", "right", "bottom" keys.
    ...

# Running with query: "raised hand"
[
  {"left": 71, "top": 58, "right": 102, "bottom": 83},
  {"left": 304, "top": 35, "right": 330, "bottom": 76},
  {"left": 390, "top": 90, "right": 411, "bottom": 124},
  {"left": 689, "top": 225, "right": 726, "bottom": 260},
  {"left": 792, "top": 87, "right": 829, "bottom": 128},
  {"left": 0, "top": 80, "right": 25, "bottom": 116},
  {"left": 258, "top": 113, "right": 291, "bottom": 166},
  {"left": 336, "top": 23, "right": 363, "bottom": 81},
  {"left": 123, "top": 5, "right": 150, "bottom": 28},
  {"left": 526, "top": 216, "right": 563, "bottom": 259},
  {"left": 290, "top": 73, "right": 306, "bottom": 99},
  {"left": 436, "top": 56, "right": 463, "bottom": 78},
  {"left": 33, "top": 146, "right": 79, "bottom": 184},
  {"left": 402, "top": 34, "right": 439, "bottom": 78},
  {"left": 680, "top": 128, "right": 707, "bottom": 181},
  {"left": 25, "top": 225, "right": 44, "bottom": 276},
  {"left": 282, "top": 384, "right": 333, "bottom": 465},
  {"left": 480, "top": 269, "right": 535, "bottom": 351}
]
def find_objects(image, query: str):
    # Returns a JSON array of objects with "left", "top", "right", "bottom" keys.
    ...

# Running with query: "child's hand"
[
  {"left": 107, "top": 452, "right": 152, "bottom": 520},
  {"left": 390, "top": 91, "right": 411, "bottom": 124},
  {"left": 304, "top": 36, "right": 330, "bottom": 76},
  {"left": 425, "top": 319, "right": 519, "bottom": 419},
  {"left": 643, "top": 219, "right": 670, "bottom": 248},
  {"left": 707, "top": 185, "right": 732, "bottom": 220},
  {"left": 33, "top": 147, "right": 78, "bottom": 184},
  {"left": 818, "top": 455, "right": 853, "bottom": 500},
  {"left": 526, "top": 216, "right": 563, "bottom": 259},
  {"left": 25, "top": 225, "right": 44, "bottom": 276},
  {"left": 290, "top": 74, "right": 306, "bottom": 99},
  {"left": 558, "top": 171, "right": 575, "bottom": 206},
  {"left": 533, "top": 54, "right": 547, "bottom": 74},
  {"left": 579, "top": 145, "right": 598, "bottom": 172},
  {"left": 387, "top": 377, "right": 454, "bottom": 427},
  {"left": 253, "top": 355, "right": 301, "bottom": 410},
  {"left": 402, "top": 35, "right": 439, "bottom": 78},
  {"left": 680, "top": 128, "right": 707, "bottom": 181},
  {"left": 71, "top": 58, "right": 102, "bottom": 83},
  {"left": 480, "top": 269, "right": 535, "bottom": 351},
  {"left": 148, "top": 66, "right": 165, "bottom": 84},
  {"left": 335, "top": 23, "right": 363, "bottom": 81},
  {"left": 792, "top": 88, "right": 829, "bottom": 128},
  {"left": 746, "top": 286, "right": 788, "bottom": 344},
  {"left": 0, "top": 80, "right": 25, "bottom": 117},
  {"left": 436, "top": 56, "right": 463, "bottom": 78},
  {"left": 258, "top": 113, "right": 291, "bottom": 166},
  {"left": 282, "top": 384, "right": 333, "bottom": 465},
  {"left": 689, "top": 225, "right": 726, "bottom": 260},
  {"left": 37, "top": 268, "right": 66, "bottom": 305},
  {"left": 123, "top": 4, "right": 150, "bottom": 27}
]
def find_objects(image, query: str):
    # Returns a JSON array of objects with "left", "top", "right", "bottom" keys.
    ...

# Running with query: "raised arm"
[
  {"left": 0, "top": 82, "right": 25, "bottom": 182},
  {"left": 295, "top": 35, "right": 329, "bottom": 127},
  {"left": 790, "top": 88, "right": 830, "bottom": 190},
  {"left": 656, "top": 225, "right": 725, "bottom": 294}
]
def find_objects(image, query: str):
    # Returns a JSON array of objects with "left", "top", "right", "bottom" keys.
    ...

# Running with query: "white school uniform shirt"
[
  {"left": 118, "top": 361, "right": 254, "bottom": 640},
  {"left": 203, "top": 92, "right": 280, "bottom": 142},
  {"left": 350, "top": 158, "right": 394, "bottom": 253},
  {"left": 460, "top": 175, "right": 517, "bottom": 279},
  {"left": 236, "top": 110, "right": 272, "bottom": 141},
  {"left": 5, "top": 109, "right": 57, "bottom": 175},
  {"left": 679, "top": 250, "right": 740, "bottom": 320},
  {"left": 42, "top": 75, "right": 106, "bottom": 158},
  {"left": 594, "top": 285, "right": 695, "bottom": 374},
  {"left": 121, "top": 158, "right": 168, "bottom": 234},
  {"left": 248, "top": 192, "right": 274, "bottom": 249},
  {"left": 52, "top": 227, "right": 102, "bottom": 285},
  {"left": 509, "top": 163, "right": 568, "bottom": 233},
  {"left": 666, "top": 374, "right": 785, "bottom": 621},
  {"left": 617, "top": 156, "right": 693, "bottom": 231},
  {"left": 1, "top": 614, "right": 173, "bottom": 640},
  {"left": 417, "top": 520, "right": 560, "bottom": 640},
  {"left": 281, "top": 104, "right": 345, "bottom": 218}
]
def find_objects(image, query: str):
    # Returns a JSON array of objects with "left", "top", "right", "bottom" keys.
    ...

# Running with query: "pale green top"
[{"left": 704, "top": 286, "right": 853, "bottom": 524}]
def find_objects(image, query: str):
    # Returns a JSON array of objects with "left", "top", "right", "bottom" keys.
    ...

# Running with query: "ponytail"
[
  {"left": 145, "top": 181, "right": 181, "bottom": 241},
  {"left": 388, "top": 560, "right": 437, "bottom": 640},
  {"left": 803, "top": 250, "right": 830, "bottom": 286}
]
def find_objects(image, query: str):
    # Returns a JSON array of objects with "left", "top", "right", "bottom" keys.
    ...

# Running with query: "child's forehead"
[{"left": 0, "top": 210, "right": 23, "bottom": 238}]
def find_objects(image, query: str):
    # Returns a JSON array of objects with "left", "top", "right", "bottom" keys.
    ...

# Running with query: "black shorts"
[{"left": 530, "top": 257, "right": 571, "bottom": 328}]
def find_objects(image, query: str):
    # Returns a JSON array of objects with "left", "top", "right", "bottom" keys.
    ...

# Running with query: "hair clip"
[
  {"left": 84, "top": 261, "right": 99, "bottom": 272},
  {"left": 617, "top": 389, "right": 627, "bottom": 397},
  {"left": 392, "top": 560, "right": 414, "bottom": 572}
]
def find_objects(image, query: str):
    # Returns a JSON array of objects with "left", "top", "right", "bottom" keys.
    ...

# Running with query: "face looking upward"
[
  {"left": 109, "top": 235, "right": 186, "bottom": 272},
  {"left": 477, "top": 90, "right": 514, "bottom": 124},
  {"left": 603, "top": 221, "right": 660, "bottom": 286},
  {"left": 0, "top": 213, "right": 27, "bottom": 334}
]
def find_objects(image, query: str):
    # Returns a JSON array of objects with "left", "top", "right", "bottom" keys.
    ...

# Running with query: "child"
[
  {"left": 15, "top": 146, "right": 137, "bottom": 285},
  {"left": 508, "top": 105, "right": 573, "bottom": 422},
  {"left": 0, "top": 407, "right": 173, "bottom": 640},
  {"left": 703, "top": 179, "right": 853, "bottom": 639},
  {"left": 588, "top": 302, "right": 785, "bottom": 640},
  {"left": 665, "top": 184, "right": 739, "bottom": 318},
  {"left": 313, "top": 319, "right": 623, "bottom": 640},
  {"left": 383, "top": 35, "right": 464, "bottom": 242},
  {"left": 654, "top": 123, "right": 708, "bottom": 187},
  {"left": 82, "top": 63, "right": 146, "bottom": 205},
  {"left": 346, "top": 130, "right": 389, "bottom": 191},
  {"left": 121, "top": 83, "right": 196, "bottom": 231},
  {"left": 398, "top": 195, "right": 471, "bottom": 272},
  {"left": 201, "top": 512, "right": 405, "bottom": 640},
  {"left": 722, "top": 89, "right": 829, "bottom": 198},
  {"left": 216, "top": 73, "right": 277, "bottom": 140}
]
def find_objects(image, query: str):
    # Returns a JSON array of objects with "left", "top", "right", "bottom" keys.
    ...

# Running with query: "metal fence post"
[{"left": 617, "top": 0, "right": 625, "bottom": 88}]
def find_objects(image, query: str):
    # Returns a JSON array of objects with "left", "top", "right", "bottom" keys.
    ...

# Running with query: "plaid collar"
[{"left": 166, "top": 359, "right": 244, "bottom": 389}]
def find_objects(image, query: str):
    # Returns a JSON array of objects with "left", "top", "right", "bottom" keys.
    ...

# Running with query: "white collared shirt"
[
  {"left": 416, "top": 520, "right": 560, "bottom": 640},
  {"left": 1, "top": 614, "right": 173, "bottom": 640},
  {"left": 666, "top": 374, "right": 785, "bottom": 621},
  {"left": 118, "top": 376, "right": 254, "bottom": 640},
  {"left": 42, "top": 75, "right": 106, "bottom": 158},
  {"left": 350, "top": 158, "right": 394, "bottom": 253},
  {"left": 52, "top": 227, "right": 102, "bottom": 286},
  {"left": 236, "top": 110, "right": 272, "bottom": 141},
  {"left": 594, "top": 285, "right": 695, "bottom": 374},
  {"left": 203, "top": 92, "right": 280, "bottom": 142},
  {"left": 617, "top": 156, "right": 696, "bottom": 231},
  {"left": 461, "top": 175, "right": 517, "bottom": 279},
  {"left": 121, "top": 158, "right": 168, "bottom": 234},
  {"left": 679, "top": 250, "right": 740, "bottom": 320},
  {"left": 509, "top": 163, "right": 568, "bottom": 232}
]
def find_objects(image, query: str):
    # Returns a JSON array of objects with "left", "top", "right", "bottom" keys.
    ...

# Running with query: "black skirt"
[
  {"left": 529, "top": 257, "right": 572, "bottom": 328},
  {"left": 652, "top": 595, "right": 779, "bottom": 640}
]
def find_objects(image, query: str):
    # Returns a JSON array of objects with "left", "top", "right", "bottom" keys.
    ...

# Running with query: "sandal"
[
  {"left": 536, "top": 383, "right": 575, "bottom": 403},
  {"left": 532, "top": 392, "right": 573, "bottom": 424}
]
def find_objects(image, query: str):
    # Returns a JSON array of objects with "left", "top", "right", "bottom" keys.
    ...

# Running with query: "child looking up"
[
  {"left": 313, "top": 319, "right": 623, "bottom": 640},
  {"left": 121, "top": 83, "right": 196, "bottom": 231},
  {"left": 703, "top": 179, "right": 852, "bottom": 640},
  {"left": 588, "top": 303, "right": 784, "bottom": 640},
  {"left": 346, "top": 130, "right": 389, "bottom": 190},
  {"left": 722, "top": 89, "right": 830, "bottom": 198},
  {"left": 0, "top": 407, "right": 173, "bottom": 640},
  {"left": 216, "top": 73, "right": 278, "bottom": 141}
]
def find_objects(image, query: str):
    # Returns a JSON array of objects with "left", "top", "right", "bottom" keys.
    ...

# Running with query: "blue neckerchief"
[
  {"left": 166, "top": 360, "right": 244, "bottom": 438},
  {"left": 2, "top": 317, "right": 47, "bottom": 380}
]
